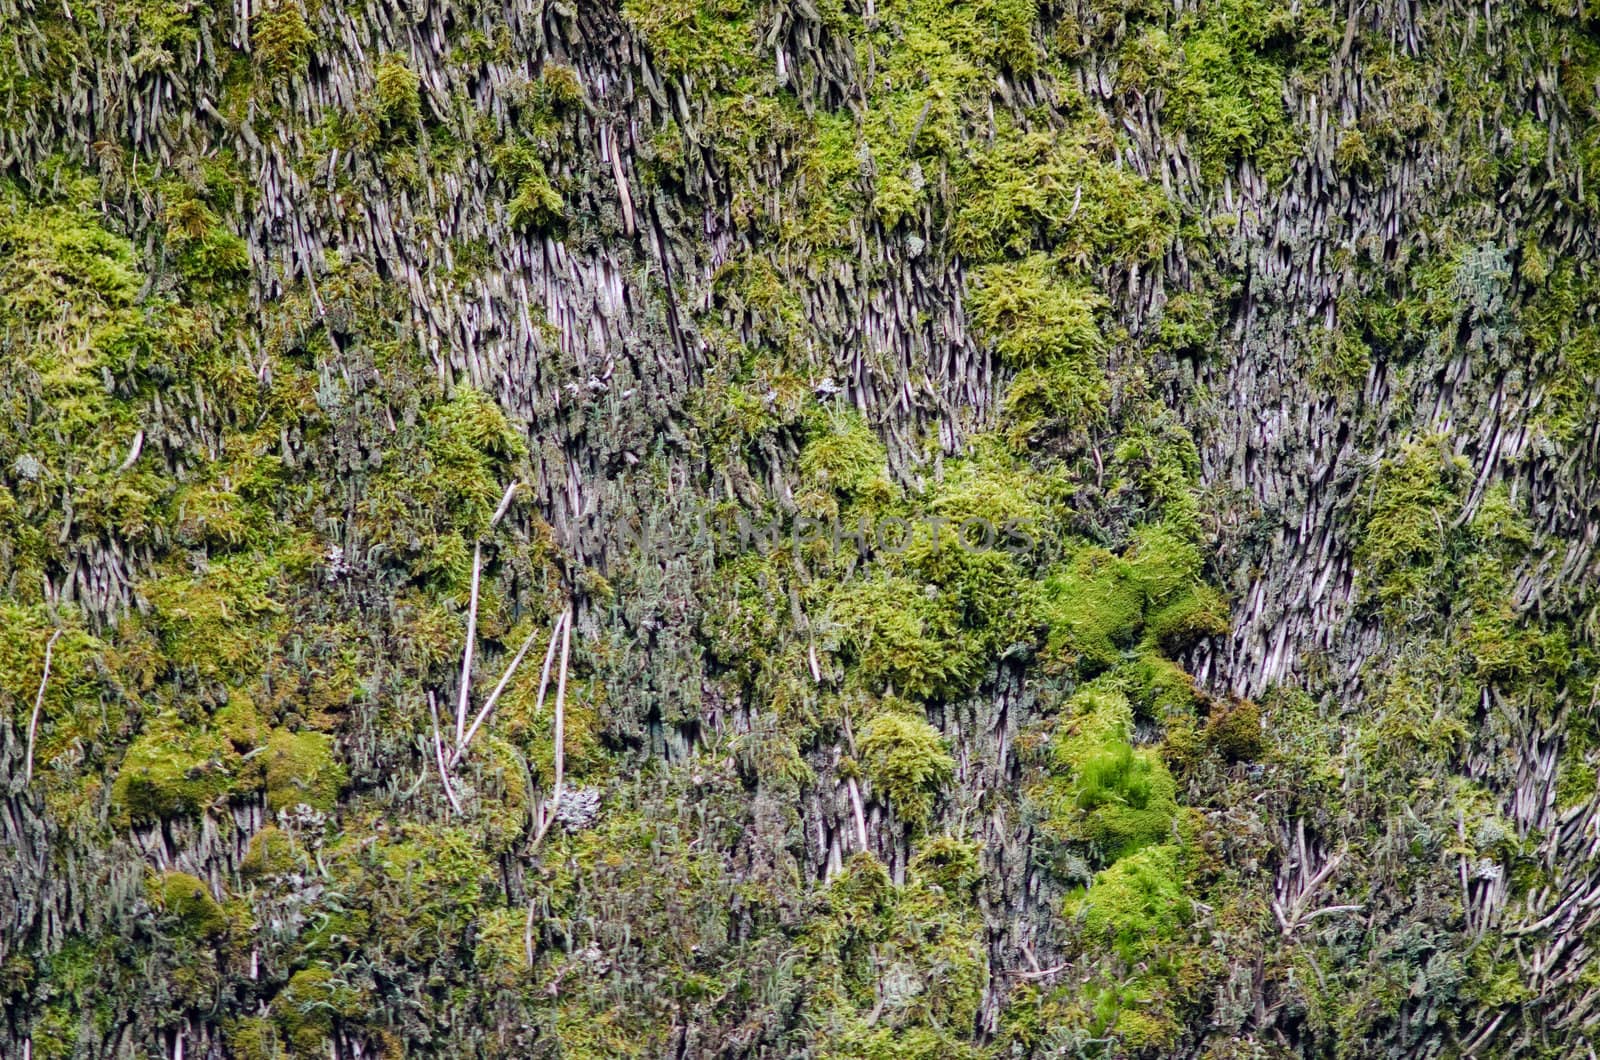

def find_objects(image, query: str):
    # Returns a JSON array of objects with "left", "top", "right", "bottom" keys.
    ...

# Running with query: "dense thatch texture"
[{"left": 2, "top": 0, "right": 1600, "bottom": 1056}]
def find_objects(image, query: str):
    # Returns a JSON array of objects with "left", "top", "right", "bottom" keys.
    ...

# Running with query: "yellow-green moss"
[
  {"left": 1042, "top": 524, "right": 1221, "bottom": 674},
  {"left": 252, "top": 2, "right": 315, "bottom": 79},
  {"left": 111, "top": 715, "right": 243, "bottom": 825},
  {"left": 1037, "top": 683, "right": 1180, "bottom": 861},
  {"left": 150, "top": 871, "right": 227, "bottom": 938},
  {"left": 857, "top": 709, "right": 955, "bottom": 827},
  {"left": 224, "top": 1016, "right": 283, "bottom": 1060},
  {"left": 274, "top": 965, "right": 368, "bottom": 1053},
  {"left": 1072, "top": 843, "right": 1189, "bottom": 957},
  {"left": 264, "top": 728, "right": 345, "bottom": 813},
  {"left": 241, "top": 824, "right": 299, "bottom": 877},
  {"left": 1205, "top": 699, "right": 1263, "bottom": 761}
]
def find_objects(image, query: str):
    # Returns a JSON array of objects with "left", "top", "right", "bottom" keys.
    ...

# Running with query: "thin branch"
[
  {"left": 532, "top": 609, "right": 567, "bottom": 718},
  {"left": 490, "top": 480, "right": 519, "bottom": 528},
  {"left": 456, "top": 542, "right": 483, "bottom": 746},
  {"left": 1301, "top": 904, "right": 1364, "bottom": 922},
  {"left": 533, "top": 608, "right": 573, "bottom": 846},
  {"left": 117, "top": 429, "right": 144, "bottom": 472},
  {"left": 1009, "top": 964, "right": 1070, "bottom": 980},
  {"left": 452, "top": 618, "right": 548, "bottom": 767},
  {"left": 24, "top": 629, "right": 63, "bottom": 786},
  {"left": 846, "top": 777, "right": 870, "bottom": 853},
  {"left": 428, "top": 691, "right": 462, "bottom": 815}
]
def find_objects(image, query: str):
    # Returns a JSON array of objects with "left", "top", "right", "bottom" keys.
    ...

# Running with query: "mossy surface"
[
  {"left": 2, "top": 0, "right": 1596, "bottom": 1054},
  {"left": 112, "top": 715, "right": 250, "bottom": 825},
  {"left": 263, "top": 728, "right": 345, "bottom": 813},
  {"left": 150, "top": 871, "right": 228, "bottom": 938}
]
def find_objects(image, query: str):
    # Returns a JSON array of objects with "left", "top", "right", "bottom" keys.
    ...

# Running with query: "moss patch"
[{"left": 264, "top": 728, "right": 345, "bottom": 813}]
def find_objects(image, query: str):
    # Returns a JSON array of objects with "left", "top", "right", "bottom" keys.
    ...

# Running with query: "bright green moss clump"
[
  {"left": 1038, "top": 682, "right": 1179, "bottom": 860},
  {"left": 112, "top": 715, "right": 245, "bottom": 826},
  {"left": 252, "top": 2, "right": 315, "bottom": 78},
  {"left": 264, "top": 728, "right": 345, "bottom": 813},
  {"left": 374, "top": 55, "right": 421, "bottom": 128},
  {"left": 1042, "top": 524, "right": 1224, "bottom": 673},
  {"left": 150, "top": 871, "right": 227, "bottom": 938},
  {"left": 831, "top": 575, "right": 982, "bottom": 700},
  {"left": 241, "top": 824, "right": 299, "bottom": 877},
  {"left": 621, "top": 0, "right": 762, "bottom": 82},
  {"left": 953, "top": 128, "right": 1177, "bottom": 266},
  {"left": 1073, "top": 843, "right": 1190, "bottom": 958},
  {"left": 798, "top": 410, "right": 892, "bottom": 504},
  {"left": 969, "top": 255, "right": 1111, "bottom": 443},
  {"left": 857, "top": 709, "right": 955, "bottom": 827}
]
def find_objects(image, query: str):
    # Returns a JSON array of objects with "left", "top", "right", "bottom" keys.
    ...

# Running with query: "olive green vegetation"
[
  {"left": 150, "top": 872, "right": 229, "bottom": 938},
  {"left": 4, "top": 0, "right": 1600, "bottom": 1056}
]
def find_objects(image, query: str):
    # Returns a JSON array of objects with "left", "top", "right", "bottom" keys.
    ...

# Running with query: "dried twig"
[
  {"left": 525, "top": 896, "right": 538, "bottom": 970},
  {"left": 452, "top": 480, "right": 518, "bottom": 750},
  {"left": 24, "top": 628, "right": 63, "bottom": 786},
  {"left": 532, "top": 609, "right": 573, "bottom": 846},
  {"left": 846, "top": 777, "right": 870, "bottom": 853},
  {"left": 117, "top": 429, "right": 144, "bottom": 472},
  {"left": 429, "top": 691, "right": 462, "bottom": 815},
  {"left": 452, "top": 617, "right": 552, "bottom": 767},
  {"left": 532, "top": 609, "right": 567, "bottom": 718},
  {"left": 456, "top": 542, "right": 483, "bottom": 746},
  {"left": 490, "top": 480, "right": 519, "bottom": 528}
]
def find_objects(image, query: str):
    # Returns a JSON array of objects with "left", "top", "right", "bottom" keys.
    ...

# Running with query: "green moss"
[
  {"left": 952, "top": 123, "right": 1175, "bottom": 266},
  {"left": 161, "top": 189, "right": 249, "bottom": 285},
  {"left": 1072, "top": 843, "right": 1189, "bottom": 958},
  {"left": 274, "top": 965, "right": 368, "bottom": 1053},
  {"left": 320, "top": 822, "right": 492, "bottom": 965},
  {"left": 508, "top": 162, "right": 564, "bottom": 231},
  {"left": 969, "top": 256, "right": 1106, "bottom": 369},
  {"left": 1042, "top": 547, "right": 1146, "bottom": 671},
  {"left": 1038, "top": 683, "right": 1179, "bottom": 861},
  {"left": 374, "top": 54, "right": 421, "bottom": 129},
  {"left": 1354, "top": 437, "right": 1469, "bottom": 620},
  {"left": 908, "top": 835, "right": 982, "bottom": 895},
  {"left": 0, "top": 608, "right": 119, "bottom": 801},
  {"left": 264, "top": 728, "right": 345, "bottom": 813},
  {"left": 540, "top": 62, "right": 584, "bottom": 107},
  {"left": 969, "top": 255, "right": 1110, "bottom": 442},
  {"left": 0, "top": 186, "right": 247, "bottom": 601},
  {"left": 1042, "top": 523, "right": 1218, "bottom": 673},
  {"left": 856, "top": 709, "right": 954, "bottom": 827},
  {"left": 1144, "top": 582, "right": 1229, "bottom": 654},
  {"left": 1205, "top": 699, "right": 1262, "bottom": 760},
  {"left": 241, "top": 824, "right": 299, "bottom": 877},
  {"left": 798, "top": 851, "right": 986, "bottom": 1054},
  {"left": 225, "top": 1016, "right": 283, "bottom": 1060},
  {"left": 150, "top": 871, "right": 227, "bottom": 937},
  {"left": 141, "top": 554, "right": 290, "bottom": 683},
  {"left": 622, "top": 0, "right": 761, "bottom": 82},
  {"left": 799, "top": 410, "right": 891, "bottom": 503},
  {"left": 830, "top": 574, "right": 982, "bottom": 699},
  {"left": 111, "top": 714, "right": 244, "bottom": 826},
  {"left": 216, "top": 690, "right": 266, "bottom": 752},
  {"left": 29, "top": 1004, "right": 79, "bottom": 1060},
  {"left": 1127, "top": 651, "right": 1206, "bottom": 721},
  {"left": 252, "top": 2, "right": 315, "bottom": 78},
  {"left": 474, "top": 734, "right": 532, "bottom": 850},
  {"left": 812, "top": 448, "right": 1065, "bottom": 700}
]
